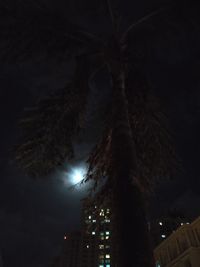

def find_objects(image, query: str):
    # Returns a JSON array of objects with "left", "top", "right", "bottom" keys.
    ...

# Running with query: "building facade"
[
  {"left": 150, "top": 213, "right": 190, "bottom": 248},
  {"left": 154, "top": 217, "right": 200, "bottom": 267},
  {"left": 53, "top": 199, "right": 112, "bottom": 267},
  {"left": 79, "top": 199, "right": 112, "bottom": 267}
]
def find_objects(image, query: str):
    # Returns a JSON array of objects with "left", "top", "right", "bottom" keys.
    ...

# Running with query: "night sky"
[{"left": 1, "top": 0, "right": 200, "bottom": 266}]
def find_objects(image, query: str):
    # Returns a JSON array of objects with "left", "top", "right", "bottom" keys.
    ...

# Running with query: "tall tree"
[{"left": 1, "top": 0, "right": 199, "bottom": 266}]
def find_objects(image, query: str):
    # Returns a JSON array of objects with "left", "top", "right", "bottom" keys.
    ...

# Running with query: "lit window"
[
  {"left": 100, "top": 236, "right": 104, "bottom": 240},
  {"left": 106, "top": 231, "right": 110, "bottom": 235},
  {"left": 105, "top": 254, "right": 110, "bottom": 259},
  {"left": 161, "top": 234, "right": 166, "bottom": 238},
  {"left": 186, "top": 222, "right": 190, "bottom": 225},
  {"left": 99, "top": 265, "right": 104, "bottom": 267},
  {"left": 64, "top": 235, "right": 67, "bottom": 240},
  {"left": 105, "top": 236, "right": 109, "bottom": 239},
  {"left": 106, "top": 209, "right": 110, "bottom": 214},
  {"left": 88, "top": 215, "right": 92, "bottom": 219},
  {"left": 86, "top": 245, "right": 89, "bottom": 248},
  {"left": 92, "top": 231, "right": 96, "bottom": 235},
  {"left": 93, "top": 219, "right": 96, "bottom": 223},
  {"left": 106, "top": 265, "right": 110, "bottom": 267},
  {"left": 159, "top": 222, "right": 163, "bottom": 226},
  {"left": 99, "top": 244, "right": 104, "bottom": 249},
  {"left": 181, "top": 223, "right": 184, "bottom": 226},
  {"left": 100, "top": 209, "right": 105, "bottom": 216},
  {"left": 100, "top": 232, "right": 104, "bottom": 236}
]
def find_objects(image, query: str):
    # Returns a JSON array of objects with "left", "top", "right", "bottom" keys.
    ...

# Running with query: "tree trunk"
[{"left": 110, "top": 70, "right": 155, "bottom": 267}]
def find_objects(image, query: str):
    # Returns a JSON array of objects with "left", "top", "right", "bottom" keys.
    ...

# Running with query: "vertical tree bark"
[{"left": 110, "top": 70, "right": 155, "bottom": 267}]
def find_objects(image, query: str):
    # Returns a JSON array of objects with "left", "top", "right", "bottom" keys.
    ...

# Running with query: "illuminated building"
[
  {"left": 154, "top": 216, "right": 200, "bottom": 267},
  {"left": 79, "top": 198, "right": 112, "bottom": 267},
  {"left": 150, "top": 213, "right": 190, "bottom": 247},
  {"left": 54, "top": 199, "right": 113, "bottom": 267}
]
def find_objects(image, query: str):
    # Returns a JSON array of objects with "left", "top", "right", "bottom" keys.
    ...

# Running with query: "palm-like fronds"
[
  {"left": 123, "top": 1, "right": 200, "bottom": 58},
  {"left": 15, "top": 57, "right": 91, "bottom": 177},
  {"left": 7, "top": 0, "right": 189, "bottom": 184},
  {"left": 7, "top": 1, "right": 198, "bottom": 266},
  {"left": 85, "top": 69, "right": 178, "bottom": 199},
  {"left": 126, "top": 71, "right": 178, "bottom": 193},
  {"left": 85, "top": 123, "right": 113, "bottom": 206},
  {"left": 86, "top": 124, "right": 112, "bottom": 186}
]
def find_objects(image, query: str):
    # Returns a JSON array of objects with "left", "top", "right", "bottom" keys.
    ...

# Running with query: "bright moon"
[{"left": 69, "top": 166, "right": 86, "bottom": 185}]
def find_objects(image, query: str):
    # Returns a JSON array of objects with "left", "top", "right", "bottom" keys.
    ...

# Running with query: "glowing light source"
[
  {"left": 67, "top": 165, "right": 87, "bottom": 186},
  {"left": 71, "top": 168, "right": 84, "bottom": 184}
]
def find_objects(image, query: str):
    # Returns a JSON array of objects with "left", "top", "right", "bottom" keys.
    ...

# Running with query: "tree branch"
[
  {"left": 121, "top": 6, "right": 169, "bottom": 42},
  {"left": 105, "top": 0, "right": 116, "bottom": 33}
]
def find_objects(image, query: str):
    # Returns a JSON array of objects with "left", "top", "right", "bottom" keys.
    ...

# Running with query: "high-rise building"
[
  {"left": 154, "top": 216, "right": 200, "bottom": 267},
  {"left": 52, "top": 199, "right": 113, "bottom": 267},
  {"left": 79, "top": 198, "right": 112, "bottom": 267}
]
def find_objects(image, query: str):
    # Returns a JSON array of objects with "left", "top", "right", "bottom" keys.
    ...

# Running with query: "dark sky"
[{"left": 1, "top": 0, "right": 200, "bottom": 266}]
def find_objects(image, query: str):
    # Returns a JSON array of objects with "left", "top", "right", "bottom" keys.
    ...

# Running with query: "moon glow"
[{"left": 68, "top": 166, "right": 87, "bottom": 185}]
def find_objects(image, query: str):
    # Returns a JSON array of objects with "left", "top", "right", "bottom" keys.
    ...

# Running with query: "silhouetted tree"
[{"left": 1, "top": 0, "right": 198, "bottom": 266}]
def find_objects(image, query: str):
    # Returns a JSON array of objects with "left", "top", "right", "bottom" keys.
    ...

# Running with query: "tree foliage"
[
  {"left": 2, "top": 1, "right": 199, "bottom": 266},
  {"left": 2, "top": 0, "right": 197, "bottom": 188},
  {"left": 15, "top": 57, "right": 91, "bottom": 176}
]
